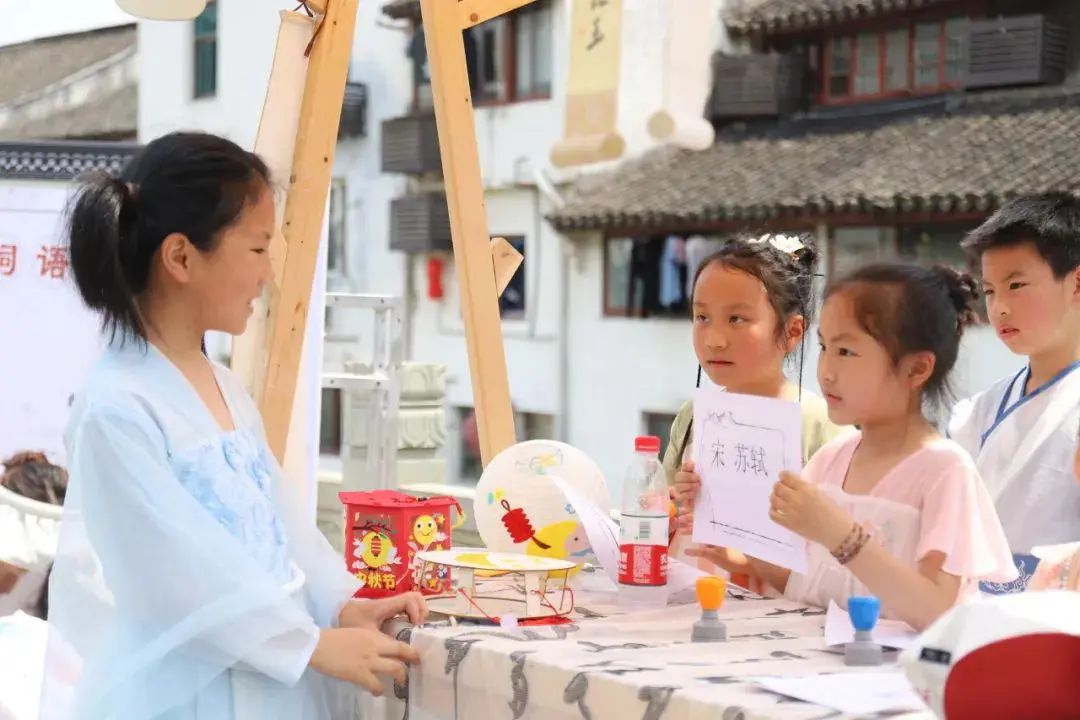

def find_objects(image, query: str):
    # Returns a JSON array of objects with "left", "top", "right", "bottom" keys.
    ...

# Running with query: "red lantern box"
[{"left": 339, "top": 490, "right": 465, "bottom": 598}]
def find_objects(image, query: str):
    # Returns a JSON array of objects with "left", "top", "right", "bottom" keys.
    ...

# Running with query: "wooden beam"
[
  {"left": 232, "top": 11, "right": 312, "bottom": 401},
  {"left": 457, "top": 0, "right": 539, "bottom": 28},
  {"left": 260, "top": 0, "right": 360, "bottom": 461},
  {"left": 421, "top": 0, "right": 517, "bottom": 465},
  {"left": 491, "top": 237, "right": 523, "bottom": 297}
]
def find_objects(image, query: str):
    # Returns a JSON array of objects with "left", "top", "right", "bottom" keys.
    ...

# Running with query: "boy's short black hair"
[{"left": 962, "top": 192, "right": 1080, "bottom": 279}]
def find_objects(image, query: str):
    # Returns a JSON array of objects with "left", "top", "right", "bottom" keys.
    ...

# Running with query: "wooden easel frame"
[
  {"left": 418, "top": 0, "right": 539, "bottom": 466},
  {"left": 260, "top": 0, "right": 528, "bottom": 468},
  {"left": 260, "top": 0, "right": 360, "bottom": 459}
]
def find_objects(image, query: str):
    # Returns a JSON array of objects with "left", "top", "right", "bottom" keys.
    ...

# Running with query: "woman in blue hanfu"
[{"left": 41, "top": 132, "right": 427, "bottom": 719}]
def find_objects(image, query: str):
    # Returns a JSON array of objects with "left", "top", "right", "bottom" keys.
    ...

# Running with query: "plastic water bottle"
[{"left": 618, "top": 435, "right": 670, "bottom": 611}]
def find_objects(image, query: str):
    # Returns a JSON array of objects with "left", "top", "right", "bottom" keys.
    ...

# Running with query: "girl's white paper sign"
[{"left": 691, "top": 388, "right": 808, "bottom": 573}]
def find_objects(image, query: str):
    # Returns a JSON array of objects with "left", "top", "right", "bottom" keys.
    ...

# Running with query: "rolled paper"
[
  {"left": 550, "top": 132, "right": 626, "bottom": 168},
  {"left": 646, "top": 110, "right": 715, "bottom": 151},
  {"left": 551, "top": 0, "right": 626, "bottom": 168},
  {"left": 645, "top": 0, "right": 715, "bottom": 151}
]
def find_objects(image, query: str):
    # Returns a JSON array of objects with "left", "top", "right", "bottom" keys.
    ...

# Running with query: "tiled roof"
[
  {"left": 0, "top": 25, "right": 135, "bottom": 105},
  {"left": 549, "top": 92, "right": 1080, "bottom": 231},
  {"left": 724, "top": 0, "right": 956, "bottom": 35},
  {"left": 0, "top": 85, "right": 136, "bottom": 142},
  {"left": 0, "top": 140, "right": 140, "bottom": 181},
  {"left": 0, "top": 25, "right": 136, "bottom": 141}
]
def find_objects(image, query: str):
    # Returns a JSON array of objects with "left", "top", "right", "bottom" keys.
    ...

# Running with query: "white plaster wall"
[{"left": 408, "top": 187, "right": 562, "bottom": 416}]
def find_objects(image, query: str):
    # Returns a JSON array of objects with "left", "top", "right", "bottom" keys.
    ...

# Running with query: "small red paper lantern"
[{"left": 427, "top": 257, "right": 444, "bottom": 300}]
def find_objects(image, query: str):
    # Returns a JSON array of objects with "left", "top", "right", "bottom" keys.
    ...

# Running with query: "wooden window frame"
[
  {"left": 602, "top": 236, "right": 634, "bottom": 318},
  {"left": 601, "top": 235, "right": 695, "bottom": 321},
  {"left": 193, "top": 0, "right": 218, "bottom": 100},
  {"left": 468, "top": 0, "right": 553, "bottom": 108},
  {"left": 819, "top": 6, "right": 979, "bottom": 106}
]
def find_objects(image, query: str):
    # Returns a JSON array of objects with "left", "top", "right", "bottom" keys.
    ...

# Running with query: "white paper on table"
[
  {"left": 548, "top": 474, "right": 621, "bottom": 582},
  {"left": 1032, "top": 541, "right": 1080, "bottom": 562},
  {"left": 750, "top": 673, "right": 927, "bottom": 715},
  {"left": 824, "top": 600, "right": 919, "bottom": 650},
  {"left": 549, "top": 474, "right": 705, "bottom": 597},
  {"left": 690, "top": 388, "right": 808, "bottom": 573}
]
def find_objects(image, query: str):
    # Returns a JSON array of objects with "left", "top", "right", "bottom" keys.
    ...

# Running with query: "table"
[{"left": 369, "top": 569, "right": 934, "bottom": 720}]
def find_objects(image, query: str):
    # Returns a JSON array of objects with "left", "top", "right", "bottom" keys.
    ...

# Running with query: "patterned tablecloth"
[{"left": 366, "top": 569, "right": 934, "bottom": 720}]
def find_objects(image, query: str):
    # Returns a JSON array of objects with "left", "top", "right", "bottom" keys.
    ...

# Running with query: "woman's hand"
[
  {"left": 338, "top": 592, "right": 428, "bottom": 631},
  {"left": 673, "top": 461, "right": 700, "bottom": 533},
  {"left": 309, "top": 627, "right": 420, "bottom": 695},
  {"left": 769, "top": 471, "right": 853, "bottom": 550}
]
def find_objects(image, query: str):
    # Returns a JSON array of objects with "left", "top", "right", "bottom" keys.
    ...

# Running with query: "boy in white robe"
[{"left": 949, "top": 193, "right": 1080, "bottom": 591}]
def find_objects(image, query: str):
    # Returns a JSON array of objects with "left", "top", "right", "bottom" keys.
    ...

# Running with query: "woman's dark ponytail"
[{"left": 68, "top": 175, "right": 142, "bottom": 341}]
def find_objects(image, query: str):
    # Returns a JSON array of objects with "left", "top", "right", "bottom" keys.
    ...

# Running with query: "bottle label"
[{"left": 618, "top": 514, "right": 668, "bottom": 586}]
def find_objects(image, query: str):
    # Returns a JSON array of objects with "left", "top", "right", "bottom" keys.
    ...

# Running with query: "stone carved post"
[{"left": 316, "top": 362, "right": 449, "bottom": 550}]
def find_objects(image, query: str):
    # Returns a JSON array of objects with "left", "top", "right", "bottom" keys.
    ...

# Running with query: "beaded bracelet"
[
  {"left": 831, "top": 523, "right": 871, "bottom": 565},
  {"left": 1059, "top": 554, "right": 1075, "bottom": 590}
]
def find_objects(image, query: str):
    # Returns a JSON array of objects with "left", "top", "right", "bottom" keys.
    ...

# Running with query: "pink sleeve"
[{"left": 917, "top": 459, "right": 1017, "bottom": 583}]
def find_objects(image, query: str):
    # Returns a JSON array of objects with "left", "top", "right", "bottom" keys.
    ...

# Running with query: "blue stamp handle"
[{"left": 848, "top": 596, "right": 880, "bottom": 632}]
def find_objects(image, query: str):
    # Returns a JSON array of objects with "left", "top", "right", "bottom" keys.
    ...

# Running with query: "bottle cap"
[{"left": 635, "top": 435, "right": 661, "bottom": 454}]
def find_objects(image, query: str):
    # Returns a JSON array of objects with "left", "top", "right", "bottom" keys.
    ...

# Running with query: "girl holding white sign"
[
  {"left": 663, "top": 235, "right": 841, "bottom": 482},
  {"left": 44, "top": 132, "right": 427, "bottom": 719},
  {"left": 666, "top": 236, "right": 843, "bottom": 589},
  {"left": 680, "top": 264, "right": 1017, "bottom": 630}
]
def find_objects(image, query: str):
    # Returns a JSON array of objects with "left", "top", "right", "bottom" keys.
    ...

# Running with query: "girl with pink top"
[{"left": 683, "top": 263, "right": 1017, "bottom": 630}]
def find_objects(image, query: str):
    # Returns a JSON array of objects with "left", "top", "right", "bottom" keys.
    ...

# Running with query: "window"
[
  {"left": 465, "top": 0, "right": 553, "bottom": 104},
  {"left": 914, "top": 21, "right": 941, "bottom": 87},
  {"left": 520, "top": 412, "right": 554, "bottom": 441},
  {"left": 605, "top": 238, "right": 634, "bottom": 314},
  {"left": 408, "top": 27, "right": 433, "bottom": 111},
  {"left": 823, "top": 16, "right": 967, "bottom": 103},
  {"left": 884, "top": 29, "right": 909, "bottom": 91},
  {"left": 897, "top": 224, "right": 970, "bottom": 269},
  {"left": 515, "top": 2, "right": 553, "bottom": 98},
  {"left": 456, "top": 408, "right": 554, "bottom": 483},
  {"left": 457, "top": 407, "right": 483, "bottom": 482},
  {"left": 855, "top": 32, "right": 881, "bottom": 96},
  {"left": 832, "top": 223, "right": 981, "bottom": 307},
  {"left": 827, "top": 37, "right": 852, "bottom": 97},
  {"left": 327, "top": 179, "right": 346, "bottom": 276},
  {"left": 467, "top": 19, "right": 507, "bottom": 102},
  {"left": 831, "top": 227, "right": 895, "bottom": 278},
  {"left": 320, "top": 387, "right": 343, "bottom": 456},
  {"left": 644, "top": 412, "right": 678, "bottom": 459},
  {"left": 193, "top": 1, "right": 217, "bottom": 98},
  {"left": 604, "top": 235, "right": 702, "bottom": 318},
  {"left": 498, "top": 236, "right": 526, "bottom": 318},
  {"left": 944, "top": 18, "right": 969, "bottom": 84},
  {"left": 898, "top": 223, "right": 984, "bottom": 318}
]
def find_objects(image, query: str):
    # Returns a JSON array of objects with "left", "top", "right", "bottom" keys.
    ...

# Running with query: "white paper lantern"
[{"left": 474, "top": 440, "right": 609, "bottom": 565}]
